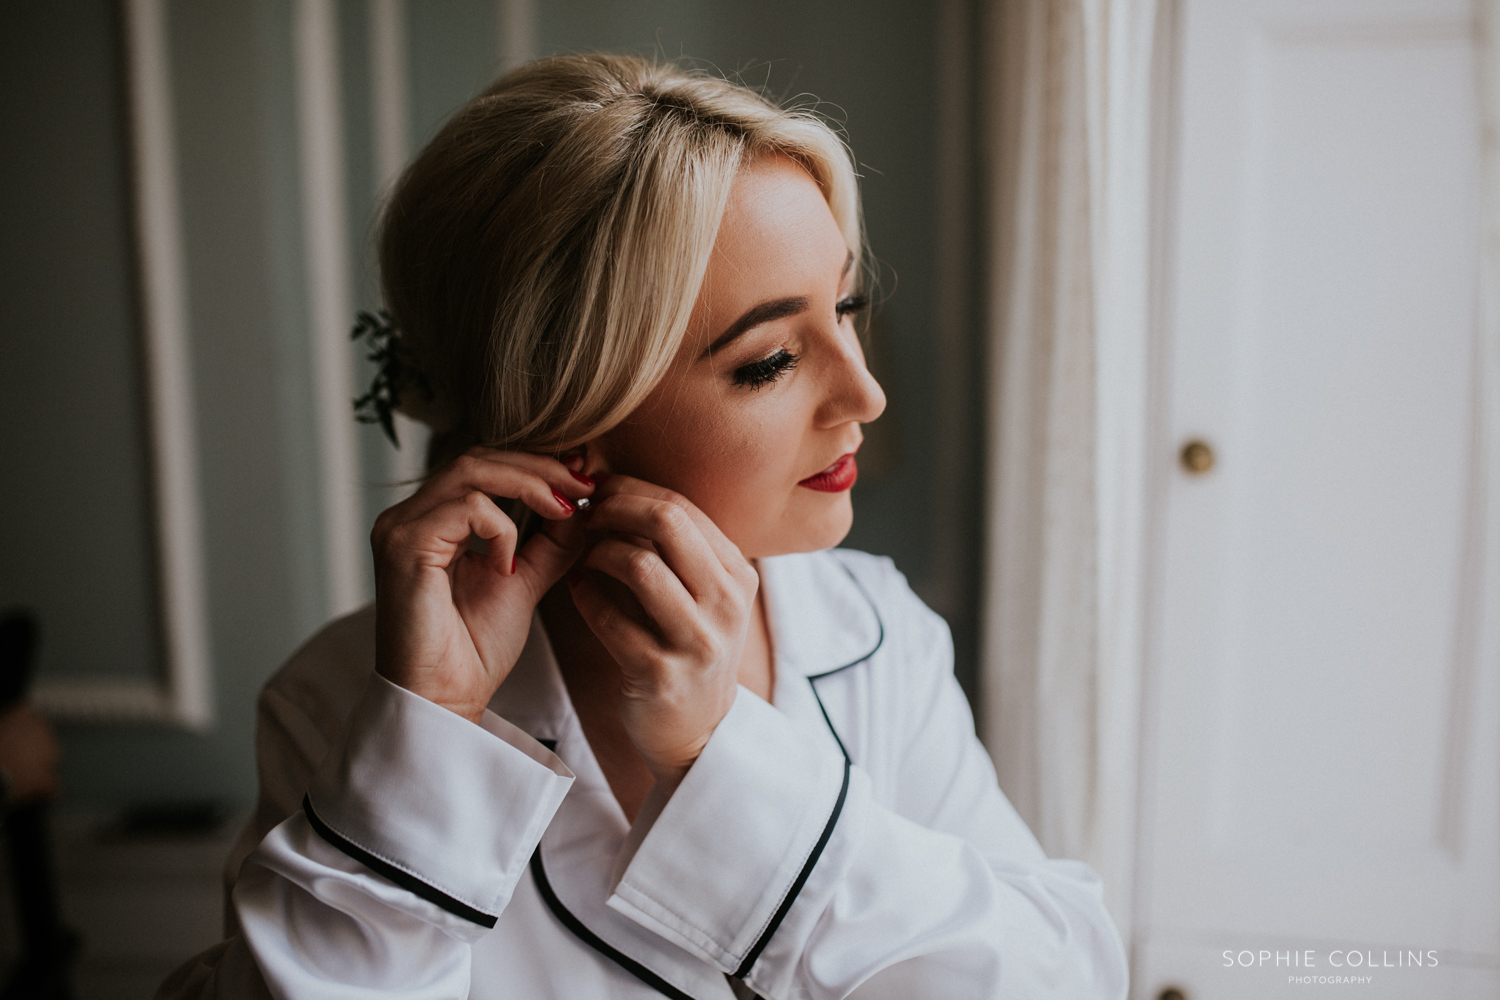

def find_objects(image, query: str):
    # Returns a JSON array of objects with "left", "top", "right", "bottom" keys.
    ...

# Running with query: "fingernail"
[
  {"left": 569, "top": 470, "right": 593, "bottom": 486},
  {"left": 588, "top": 472, "right": 611, "bottom": 485},
  {"left": 510, "top": 555, "right": 516, "bottom": 575},
  {"left": 551, "top": 489, "right": 575, "bottom": 513}
]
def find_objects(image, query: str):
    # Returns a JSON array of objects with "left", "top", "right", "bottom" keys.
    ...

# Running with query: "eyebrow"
[{"left": 701, "top": 251, "right": 857, "bottom": 359}]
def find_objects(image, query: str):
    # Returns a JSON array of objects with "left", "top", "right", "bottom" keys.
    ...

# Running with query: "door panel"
[{"left": 1136, "top": 0, "right": 1500, "bottom": 996}]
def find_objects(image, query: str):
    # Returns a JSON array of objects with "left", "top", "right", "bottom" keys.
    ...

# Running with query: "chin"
[{"left": 747, "top": 496, "right": 854, "bottom": 559}]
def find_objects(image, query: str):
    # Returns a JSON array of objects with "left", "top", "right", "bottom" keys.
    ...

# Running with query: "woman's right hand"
[{"left": 370, "top": 447, "right": 594, "bottom": 723}]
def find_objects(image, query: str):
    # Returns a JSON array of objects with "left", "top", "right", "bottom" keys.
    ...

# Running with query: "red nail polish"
[
  {"left": 569, "top": 470, "right": 593, "bottom": 486},
  {"left": 552, "top": 489, "right": 575, "bottom": 513},
  {"left": 510, "top": 555, "right": 516, "bottom": 575},
  {"left": 588, "top": 472, "right": 611, "bottom": 485}
]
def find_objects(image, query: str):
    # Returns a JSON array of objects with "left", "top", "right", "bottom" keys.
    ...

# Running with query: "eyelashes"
[
  {"left": 836, "top": 293, "right": 870, "bottom": 319},
  {"left": 733, "top": 348, "right": 799, "bottom": 390},
  {"left": 729, "top": 294, "right": 870, "bottom": 391}
]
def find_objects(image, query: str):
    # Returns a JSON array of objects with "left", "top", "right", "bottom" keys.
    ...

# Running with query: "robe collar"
[{"left": 484, "top": 548, "right": 881, "bottom": 998}]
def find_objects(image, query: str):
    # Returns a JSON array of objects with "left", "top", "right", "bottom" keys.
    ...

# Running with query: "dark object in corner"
[
  {"left": 112, "top": 799, "right": 229, "bottom": 839},
  {"left": 0, "top": 610, "right": 79, "bottom": 1000}
]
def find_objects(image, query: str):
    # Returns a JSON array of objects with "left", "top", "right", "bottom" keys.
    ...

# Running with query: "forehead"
[
  {"left": 718, "top": 155, "right": 842, "bottom": 259},
  {"left": 689, "top": 156, "right": 849, "bottom": 325}
]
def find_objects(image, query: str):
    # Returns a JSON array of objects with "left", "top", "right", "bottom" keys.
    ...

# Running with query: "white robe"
[{"left": 157, "top": 549, "right": 1129, "bottom": 999}]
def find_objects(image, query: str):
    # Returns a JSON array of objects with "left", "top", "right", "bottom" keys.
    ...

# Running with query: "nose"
[{"left": 815, "top": 322, "right": 887, "bottom": 428}]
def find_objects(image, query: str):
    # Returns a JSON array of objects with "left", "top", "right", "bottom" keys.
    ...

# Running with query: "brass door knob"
[{"left": 1179, "top": 439, "right": 1214, "bottom": 474}]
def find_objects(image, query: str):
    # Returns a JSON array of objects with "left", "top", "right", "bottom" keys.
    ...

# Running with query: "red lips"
[{"left": 798, "top": 453, "right": 858, "bottom": 493}]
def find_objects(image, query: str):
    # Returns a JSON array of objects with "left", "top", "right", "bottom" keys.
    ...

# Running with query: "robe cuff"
[
  {"left": 304, "top": 673, "right": 573, "bottom": 926},
  {"left": 607, "top": 686, "right": 851, "bottom": 972}
]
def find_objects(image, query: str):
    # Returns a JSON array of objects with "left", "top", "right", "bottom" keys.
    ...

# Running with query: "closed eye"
[
  {"left": 836, "top": 294, "right": 869, "bottom": 319},
  {"left": 732, "top": 348, "right": 799, "bottom": 390}
]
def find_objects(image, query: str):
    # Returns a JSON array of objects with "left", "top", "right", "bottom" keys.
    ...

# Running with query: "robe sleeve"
[{"left": 157, "top": 673, "right": 573, "bottom": 999}]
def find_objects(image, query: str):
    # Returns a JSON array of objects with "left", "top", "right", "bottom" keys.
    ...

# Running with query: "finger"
[
  {"left": 404, "top": 450, "right": 593, "bottom": 523},
  {"left": 581, "top": 538, "right": 700, "bottom": 644},
  {"left": 511, "top": 512, "right": 587, "bottom": 597},
  {"left": 588, "top": 476, "right": 748, "bottom": 576},
  {"left": 567, "top": 566, "right": 663, "bottom": 662},
  {"left": 580, "top": 494, "right": 726, "bottom": 600},
  {"left": 385, "top": 490, "right": 517, "bottom": 578}
]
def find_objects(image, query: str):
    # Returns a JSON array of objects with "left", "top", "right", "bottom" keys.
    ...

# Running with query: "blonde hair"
[{"left": 377, "top": 53, "right": 863, "bottom": 469}]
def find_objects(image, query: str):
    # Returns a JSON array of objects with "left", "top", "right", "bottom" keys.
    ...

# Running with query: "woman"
[{"left": 160, "top": 54, "right": 1127, "bottom": 999}]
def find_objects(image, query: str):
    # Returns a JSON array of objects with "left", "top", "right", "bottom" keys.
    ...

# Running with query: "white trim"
[
  {"left": 370, "top": 0, "right": 409, "bottom": 194},
  {"left": 369, "top": 0, "right": 429, "bottom": 488},
  {"left": 36, "top": 0, "right": 216, "bottom": 728},
  {"left": 1473, "top": 0, "right": 1500, "bottom": 883},
  {"left": 33, "top": 678, "right": 183, "bottom": 723},
  {"left": 1128, "top": 0, "right": 1184, "bottom": 964},
  {"left": 295, "top": 0, "right": 368, "bottom": 617},
  {"left": 498, "top": 0, "right": 536, "bottom": 75}
]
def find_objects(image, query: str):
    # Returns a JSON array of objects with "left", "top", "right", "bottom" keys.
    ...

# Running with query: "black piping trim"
[
  {"left": 301, "top": 794, "right": 498, "bottom": 929},
  {"left": 805, "top": 558, "right": 885, "bottom": 681},
  {"left": 731, "top": 564, "right": 868, "bottom": 982},
  {"left": 807, "top": 678, "right": 851, "bottom": 761},
  {"left": 732, "top": 751, "right": 850, "bottom": 979},
  {"left": 530, "top": 738, "right": 700, "bottom": 999},
  {"left": 528, "top": 553, "right": 879, "bottom": 991},
  {"left": 529, "top": 843, "right": 700, "bottom": 1000},
  {"left": 731, "top": 676, "right": 854, "bottom": 980}
]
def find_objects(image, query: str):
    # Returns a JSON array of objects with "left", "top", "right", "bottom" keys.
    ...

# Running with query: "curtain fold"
[{"left": 978, "top": 0, "right": 1159, "bottom": 938}]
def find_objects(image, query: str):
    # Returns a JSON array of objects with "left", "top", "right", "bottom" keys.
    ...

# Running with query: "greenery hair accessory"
[{"left": 351, "top": 309, "right": 436, "bottom": 447}]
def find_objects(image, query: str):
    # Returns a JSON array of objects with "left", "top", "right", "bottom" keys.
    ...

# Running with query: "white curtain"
[
  {"left": 977, "top": 0, "right": 1160, "bottom": 939},
  {"left": 1477, "top": 3, "right": 1500, "bottom": 851}
]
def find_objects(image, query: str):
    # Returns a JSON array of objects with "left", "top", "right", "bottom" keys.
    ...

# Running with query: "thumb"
[{"left": 514, "top": 514, "right": 585, "bottom": 597}]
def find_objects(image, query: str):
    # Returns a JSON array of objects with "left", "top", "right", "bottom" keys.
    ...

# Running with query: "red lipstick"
[{"left": 798, "top": 453, "right": 858, "bottom": 493}]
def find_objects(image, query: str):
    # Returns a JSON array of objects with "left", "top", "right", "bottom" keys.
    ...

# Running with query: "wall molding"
[
  {"left": 295, "top": 0, "right": 367, "bottom": 618},
  {"left": 364, "top": 0, "right": 536, "bottom": 490},
  {"left": 34, "top": 0, "right": 213, "bottom": 727},
  {"left": 499, "top": 0, "right": 536, "bottom": 75},
  {"left": 369, "top": 0, "right": 429, "bottom": 487}
]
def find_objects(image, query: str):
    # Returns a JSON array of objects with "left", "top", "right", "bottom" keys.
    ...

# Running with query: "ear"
[{"left": 560, "top": 442, "right": 612, "bottom": 480}]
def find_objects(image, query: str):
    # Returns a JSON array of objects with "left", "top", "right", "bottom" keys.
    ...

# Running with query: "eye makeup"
[
  {"left": 729, "top": 292, "right": 870, "bottom": 390},
  {"left": 836, "top": 293, "right": 869, "bottom": 319},
  {"left": 732, "top": 348, "right": 799, "bottom": 390}
]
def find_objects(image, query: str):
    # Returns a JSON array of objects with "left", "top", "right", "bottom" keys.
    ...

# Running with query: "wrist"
[
  {"left": 437, "top": 701, "right": 488, "bottom": 726},
  {"left": 640, "top": 734, "right": 711, "bottom": 788},
  {"left": 375, "top": 665, "right": 489, "bottom": 725},
  {"left": 646, "top": 761, "right": 691, "bottom": 792}
]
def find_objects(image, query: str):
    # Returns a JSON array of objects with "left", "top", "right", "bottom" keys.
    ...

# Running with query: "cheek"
[
  {"left": 611, "top": 400, "right": 803, "bottom": 539},
  {"left": 675, "top": 413, "right": 799, "bottom": 522}
]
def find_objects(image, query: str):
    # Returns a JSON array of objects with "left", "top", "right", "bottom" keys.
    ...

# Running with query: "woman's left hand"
[{"left": 566, "top": 477, "right": 760, "bottom": 788}]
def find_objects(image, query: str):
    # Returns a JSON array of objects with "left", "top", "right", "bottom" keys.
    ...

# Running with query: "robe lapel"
[
  {"left": 485, "top": 551, "right": 882, "bottom": 1000},
  {"left": 758, "top": 551, "right": 883, "bottom": 680},
  {"left": 490, "top": 616, "right": 739, "bottom": 1000}
]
